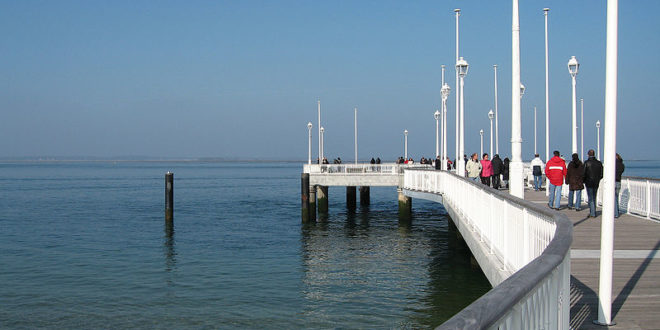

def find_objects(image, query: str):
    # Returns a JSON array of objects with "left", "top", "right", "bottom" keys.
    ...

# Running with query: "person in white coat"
[{"left": 530, "top": 153, "right": 545, "bottom": 191}]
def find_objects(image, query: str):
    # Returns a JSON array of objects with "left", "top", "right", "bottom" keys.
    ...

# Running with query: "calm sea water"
[{"left": 0, "top": 161, "right": 492, "bottom": 329}]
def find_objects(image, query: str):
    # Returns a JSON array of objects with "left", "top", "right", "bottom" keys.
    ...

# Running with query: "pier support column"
[
  {"left": 301, "top": 173, "right": 311, "bottom": 223},
  {"left": 359, "top": 186, "right": 370, "bottom": 206},
  {"left": 309, "top": 185, "right": 317, "bottom": 221},
  {"left": 397, "top": 188, "right": 412, "bottom": 220},
  {"left": 346, "top": 186, "right": 356, "bottom": 211},
  {"left": 317, "top": 186, "right": 329, "bottom": 214}
]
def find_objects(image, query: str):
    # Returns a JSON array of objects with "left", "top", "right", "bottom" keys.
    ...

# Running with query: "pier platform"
[{"left": 524, "top": 189, "right": 660, "bottom": 329}]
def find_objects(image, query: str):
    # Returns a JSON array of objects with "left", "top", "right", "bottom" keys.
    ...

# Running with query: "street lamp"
[
  {"left": 596, "top": 120, "right": 601, "bottom": 160},
  {"left": 320, "top": 126, "right": 325, "bottom": 162},
  {"left": 520, "top": 83, "right": 526, "bottom": 99},
  {"left": 488, "top": 109, "right": 494, "bottom": 157},
  {"left": 479, "top": 129, "right": 484, "bottom": 157},
  {"left": 404, "top": 129, "right": 408, "bottom": 160},
  {"left": 510, "top": 0, "right": 524, "bottom": 198},
  {"left": 456, "top": 56, "right": 469, "bottom": 177},
  {"left": 441, "top": 83, "right": 451, "bottom": 169},
  {"left": 307, "top": 122, "right": 313, "bottom": 164},
  {"left": 568, "top": 55, "right": 580, "bottom": 154},
  {"left": 434, "top": 110, "right": 441, "bottom": 158}
]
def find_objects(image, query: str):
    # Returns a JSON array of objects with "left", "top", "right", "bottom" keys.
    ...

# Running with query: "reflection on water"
[{"left": 300, "top": 200, "right": 491, "bottom": 328}]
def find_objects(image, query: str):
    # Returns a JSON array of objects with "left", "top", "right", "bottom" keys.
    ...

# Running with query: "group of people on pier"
[
  {"left": 534, "top": 150, "right": 625, "bottom": 218},
  {"left": 464, "top": 153, "right": 510, "bottom": 190}
]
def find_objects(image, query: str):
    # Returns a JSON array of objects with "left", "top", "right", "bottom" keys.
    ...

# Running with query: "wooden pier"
[{"left": 524, "top": 189, "right": 660, "bottom": 329}]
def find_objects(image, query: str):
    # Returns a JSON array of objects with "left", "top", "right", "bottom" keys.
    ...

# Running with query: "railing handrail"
[
  {"left": 401, "top": 169, "right": 572, "bottom": 329},
  {"left": 622, "top": 175, "right": 660, "bottom": 182}
]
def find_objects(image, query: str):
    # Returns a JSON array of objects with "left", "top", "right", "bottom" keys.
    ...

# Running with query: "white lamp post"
[
  {"left": 544, "top": 8, "right": 550, "bottom": 197},
  {"left": 441, "top": 83, "right": 451, "bottom": 170},
  {"left": 595, "top": 1, "right": 618, "bottom": 325},
  {"left": 434, "top": 110, "right": 440, "bottom": 158},
  {"left": 307, "top": 122, "right": 313, "bottom": 164},
  {"left": 404, "top": 129, "right": 408, "bottom": 159},
  {"left": 320, "top": 126, "right": 325, "bottom": 162},
  {"left": 596, "top": 120, "right": 601, "bottom": 160},
  {"left": 568, "top": 55, "right": 580, "bottom": 154},
  {"left": 581, "top": 98, "right": 584, "bottom": 158},
  {"left": 510, "top": 0, "right": 524, "bottom": 198},
  {"left": 317, "top": 100, "right": 322, "bottom": 163},
  {"left": 456, "top": 57, "right": 469, "bottom": 177},
  {"left": 354, "top": 107, "right": 358, "bottom": 164},
  {"left": 479, "top": 129, "right": 484, "bottom": 157},
  {"left": 534, "top": 106, "right": 537, "bottom": 155},
  {"left": 488, "top": 109, "right": 494, "bottom": 157},
  {"left": 494, "top": 64, "right": 499, "bottom": 155},
  {"left": 455, "top": 8, "right": 461, "bottom": 171}
]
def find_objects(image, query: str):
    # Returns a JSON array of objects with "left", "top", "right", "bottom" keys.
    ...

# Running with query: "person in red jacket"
[{"left": 545, "top": 150, "right": 567, "bottom": 209}]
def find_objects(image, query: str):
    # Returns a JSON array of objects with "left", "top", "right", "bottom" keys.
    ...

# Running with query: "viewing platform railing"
[
  {"left": 403, "top": 169, "right": 572, "bottom": 329},
  {"left": 303, "top": 163, "right": 432, "bottom": 175}
]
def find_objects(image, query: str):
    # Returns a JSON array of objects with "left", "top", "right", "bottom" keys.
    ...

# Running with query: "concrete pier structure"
[
  {"left": 346, "top": 186, "right": 356, "bottom": 210},
  {"left": 359, "top": 186, "right": 370, "bottom": 206}
]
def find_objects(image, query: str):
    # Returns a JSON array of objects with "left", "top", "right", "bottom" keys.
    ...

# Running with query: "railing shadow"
[
  {"left": 612, "top": 239, "right": 660, "bottom": 319},
  {"left": 569, "top": 275, "right": 598, "bottom": 329}
]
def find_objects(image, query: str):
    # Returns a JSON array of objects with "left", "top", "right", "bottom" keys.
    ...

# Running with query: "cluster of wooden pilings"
[{"left": 301, "top": 173, "right": 411, "bottom": 223}]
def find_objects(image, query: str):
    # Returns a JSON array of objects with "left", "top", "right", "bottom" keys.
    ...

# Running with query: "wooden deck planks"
[{"left": 524, "top": 189, "right": 660, "bottom": 329}]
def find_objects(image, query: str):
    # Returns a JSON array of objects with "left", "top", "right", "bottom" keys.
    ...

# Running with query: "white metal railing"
[
  {"left": 403, "top": 170, "right": 572, "bottom": 329},
  {"left": 558, "top": 176, "right": 660, "bottom": 220},
  {"left": 303, "top": 163, "right": 432, "bottom": 175}
]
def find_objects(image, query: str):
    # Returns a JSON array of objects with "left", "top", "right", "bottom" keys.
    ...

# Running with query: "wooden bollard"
[
  {"left": 301, "top": 173, "right": 311, "bottom": 223},
  {"left": 165, "top": 172, "right": 174, "bottom": 222},
  {"left": 346, "top": 186, "right": 356, "bottom": 211}
]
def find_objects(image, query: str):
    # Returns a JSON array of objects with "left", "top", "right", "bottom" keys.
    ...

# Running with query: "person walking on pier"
[
  {"left": 566, "top": 153, "right": 585, "bottom": 211},
  {"left": 545, "top": 150, "right": 567, "bottom": 210},
  {"left": 583, "top": 149, "right": 603, "bottom": 217},
  {"left": 530, "top": 153, "right": 545, "bottom": 191},
  {"left": 466, "top": 153, "right": 482, "bottom": 183},
  {"left": 615, "top": 153, "right": 625, "bottom": 218},
  {"left": 491, "top": 154, "right": 503, "bottom": 189},
  {"left": 435, "top": 156, "right": 442, "bottom": 170},
  {"left": 480, "top": 153, "right": 493, "bottom": 187}
]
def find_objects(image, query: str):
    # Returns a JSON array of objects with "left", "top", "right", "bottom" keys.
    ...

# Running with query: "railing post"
[
  {"left": 523, "top": 209, "right": 530, "bottom": 265},
  {"left": 647, "top": 180, "right": 652, "bottom": 218}
]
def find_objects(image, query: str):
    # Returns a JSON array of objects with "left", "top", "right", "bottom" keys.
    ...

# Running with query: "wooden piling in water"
[
  {"left": 301, "top": 173, "right": 311, "bottom": 223},
  {"left": 397, "top": 188, "right": 411, "bottom": 220},
  {"left": 317, "top": 186, "right": 329, "bottom": 214},
  {"left": 309, "top": 185, "right": 317, "bottom": 221},
  {"left": 359, "top": 186, "right": 370, "bottom": 206},
  {"left": 346, "top": 186, "right": 356, "bottom": 210},
  {"left": 165, "top": 172, "right": 174, "bottom": 222}
]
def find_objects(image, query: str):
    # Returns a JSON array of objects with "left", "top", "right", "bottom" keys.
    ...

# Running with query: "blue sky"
[{"left": 1, "top": 0, "right": 658, "bottom": 160}]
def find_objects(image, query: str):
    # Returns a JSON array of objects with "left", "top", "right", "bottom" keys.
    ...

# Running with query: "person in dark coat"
[
  {"left": 615, "top": 153, "right": 625, "bottom": 218},
  {"left": 502, "top": 157, "right": 510, "bottom": 189},
  {"left": 435, "top": 156, "right": 442, "bottom": 170},
  {"left": 566, "top": 153, "right": 585, "bottom": 211},
  {"left": 583, "top": 149, "right": 603, "bottom": 217},
  {"left": 376, "top": 157, "right": 381, "bottom": 164},
  {"left": 491, "top": 154, "right": 503, "bottom": 189}
]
